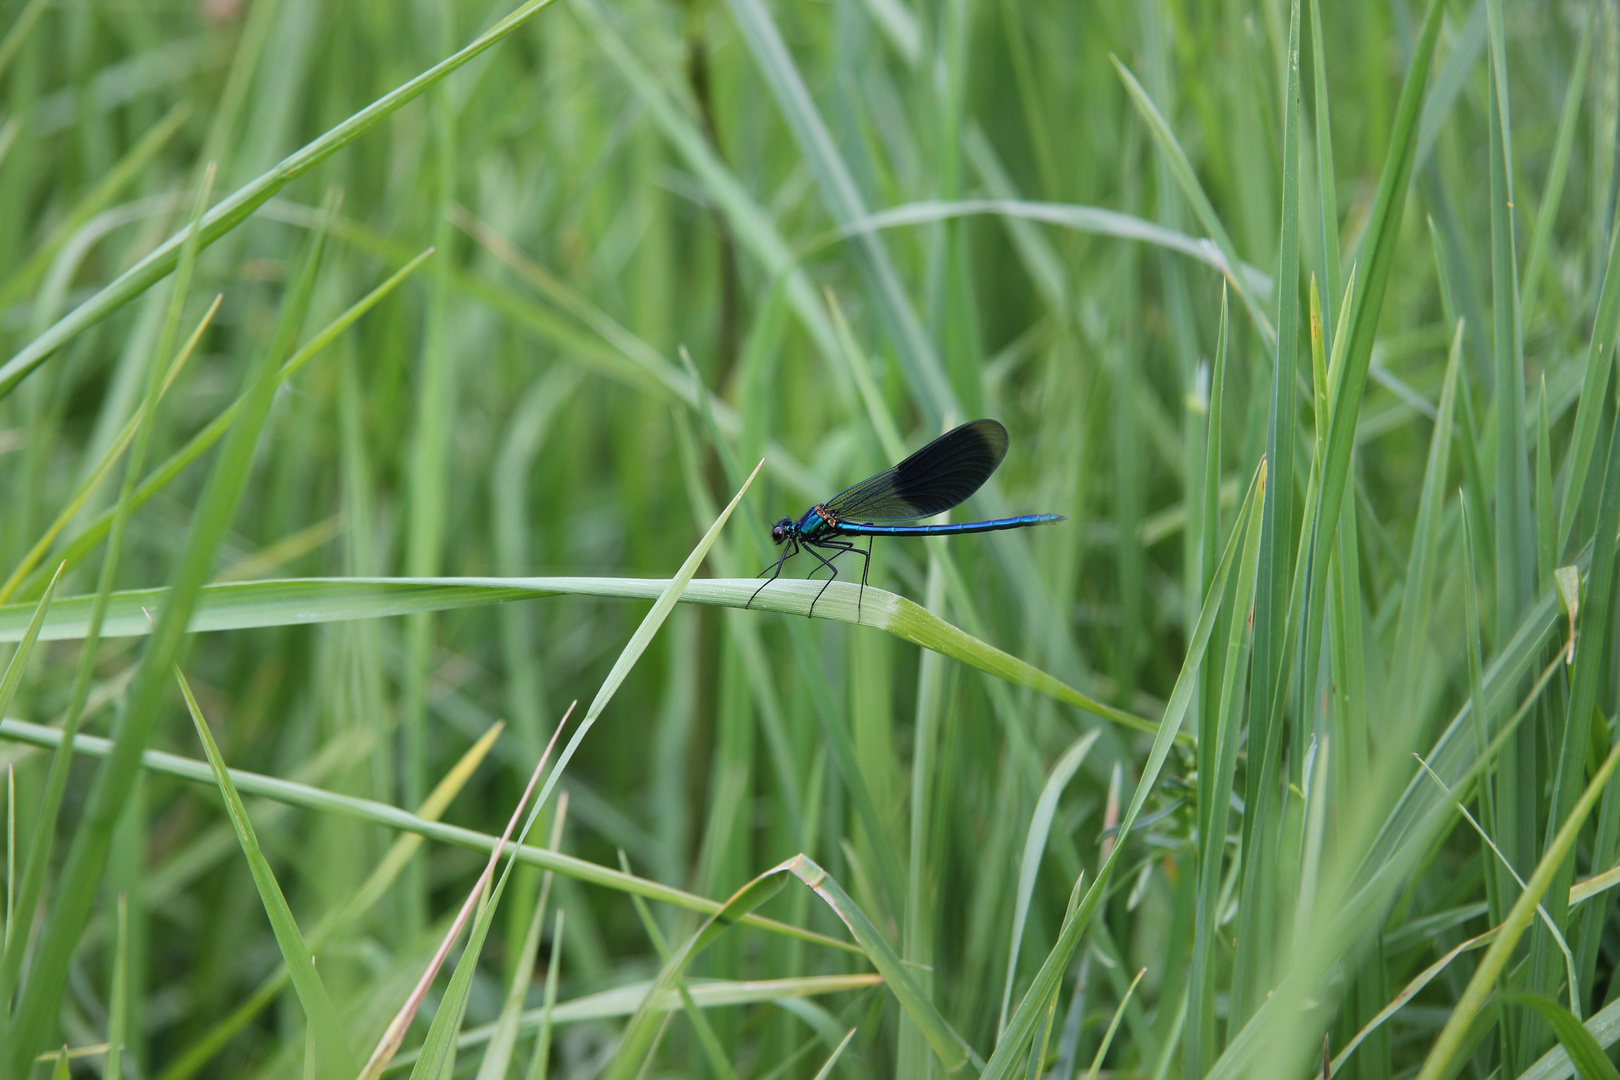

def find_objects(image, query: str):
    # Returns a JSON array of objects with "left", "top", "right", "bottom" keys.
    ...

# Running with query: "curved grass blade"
[
  {"left": 0, "top": 0, "right": 557, "bottom": 402},
  {"left": 1498, "top": 992, "right": 1620, "bottom": 1080},
  {"left": 0, "top": 576, "right": 1162, "bottom": 738},
  {"left": 1111, "top": 56, "right": 1275, "bottom": 346},
  {"left": 175, "top": 670, "right": 357, "bottom": 1080},
  {"left": 803, "top": 200, "right": 1272, "bottom": 298}
]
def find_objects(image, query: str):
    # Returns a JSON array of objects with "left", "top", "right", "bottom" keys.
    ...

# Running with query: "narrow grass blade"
[
  {"left": 1112, "top": 56, "right": 1275, "bottom": 345},
  {"left": 1556, "top": 219, "right": 1620, "bottom": 554},
  {"left": 521, "top": 909, "right": 564, "bottom": 1080},
  {"left": 1083, "top": 968, "right": 1145, "bottom": 1080},
  {"left": 1521, "top": 8, "right": 1595, "bottom": 314},
  {"left": 0, "top": 716, "right": 856, "bottom": 954},
  {"left": 107, "top": 894, "right": 128, "bottom": 1080},
  {"left": 175, "top": 669, "right": 357, "bottom": 1080},
  {"left": 0, "top": 0, "right": 556, "bottom": 401},
  {"left": 998, "top": 731, "right": 1102, "bottom": 1035},
  {"left": 1414, "top": 739, "right": 1620, "bottom": 1080},
  {"left": 13, "top": 250, "right": 433, "bottom": 602},
  {"left": 363, "top": 708, "right": 570, "bottom": 1080},
  {"left": 987, "top": 459, "right": 1266, "bottom": 1080}
]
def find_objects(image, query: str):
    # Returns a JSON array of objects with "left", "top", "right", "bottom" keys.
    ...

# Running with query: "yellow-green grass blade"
[
  {"left": 152, "top": 724, "right": 506, "bottom": 1080},
  {"left": 0, "top": 575, "right": 1163, "bottom": 739},
  {"left": 175, "top": 669, "right": 358, "bottom": 1080},
  {"left": 0, "top": 0, "right": 559, "bottom": 402},
  {"left": 1414, "top": 737, "right": 1620, "bottom": 1080},
  {"left": 1499, "top": 993, "right": 1620, "bottom": 1080}
]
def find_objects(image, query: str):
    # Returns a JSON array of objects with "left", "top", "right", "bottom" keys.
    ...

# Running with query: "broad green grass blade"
[
  {"left": 175, "top": 670, "right": 357, "bottom": 1080},
  {"left": 0, "top": 576, "right": 1163, "bottom": 736},
  {"left": 1499, "top": 993, "right": 1620, "bottom": 1080},
  {"left": 0, "top": 0, "right": 557, "bottom": 401}
]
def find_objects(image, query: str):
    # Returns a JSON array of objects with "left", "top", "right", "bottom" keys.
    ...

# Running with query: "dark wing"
[{"left": 824, "top": 419, "right": 1009, "bottom": 522}]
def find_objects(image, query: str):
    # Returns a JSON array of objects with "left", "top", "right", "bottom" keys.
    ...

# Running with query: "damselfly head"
[{"left": 771, "top": 518, "right": 792, "bottom": 545}]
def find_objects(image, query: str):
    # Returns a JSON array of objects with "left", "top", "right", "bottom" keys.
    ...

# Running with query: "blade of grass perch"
[
  {"left": 986, "top": 458, "right": 1266, "bottom": 1080},
  {"left": 11, "top": 249, "right": 434, "bottom": 603},
  {"left": 0, "top": 0, "right": 558, "bottom": 402},
  {"left": 360, "top": 705, "right": 572, "bottom": 1080},
  {"left": 1414, "top": 735, "right": 1620, "bottom": 1080},
  {"left": 997, "top": 731, "right": 1103, "bottom": 1036},
  {"left": 174, "top": 669, "right": 357, "bottom": 1080},
  {"left": 0, "top": 715, "right": 858, "bottom": 954},
  {"left": 152, "top": 723, "right": 508, "bottom": 1080},
  {"left": 0, "top": 575, "right": 1167, "bottom": 738},
  {"left": 0, "top": 193, "right": 337, "bottom": 1074}
]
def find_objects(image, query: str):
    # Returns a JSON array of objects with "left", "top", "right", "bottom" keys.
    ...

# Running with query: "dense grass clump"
[{"left": 1, "top": 0, "right": 1619, "bottom": 1077}]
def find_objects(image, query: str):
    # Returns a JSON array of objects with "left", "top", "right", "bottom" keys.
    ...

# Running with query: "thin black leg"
[
  {"left": 748, "top": 540, "right": 797, "bottom": 610},
  {"left": 856, "top": 536, "right": 874, "bottom": 619},
  {"left": 802, "top": 542, "right": 846, "bottom": 618}
]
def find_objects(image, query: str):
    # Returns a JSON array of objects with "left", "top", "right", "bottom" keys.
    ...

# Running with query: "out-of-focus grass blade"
[
  {"left": 474, "top": 799, "right": 568, "bottom": 1080},
  {"left": 175, "top": 670, "right": 357, "bottom": 1080},
  {"left": 0, "top": 564, "right": 61, "bottom": 724},
  {"left": 1308, "top": 0, "right": 1342, "bottom": 339},
  {"left": 10, "top": 250, "right": 433, "bottom": 602},
  {"left": 1414, "top": 732, "right": 1620, "bottom": 1080},
  {"left": 0, "top": 576, "right": 1163, "bottom": 738},
  {"left": 1389, "top": 321, "right": 1463, "bottom": 697},
  {"left": 1, "top": 198, "right": 334, "bottom": 1075},
  {"left": 1521, "top": 8, "right": 1595, "bottom": 315},
  {"left": 1556, "top": 217, "right": 1620, "bottom": 554},
  {"left": 808, "top": 200, "right": 1272, "bottom": 297},
  {"left": 0, "top": 715, "right": 856, "bottom": 954},
  {"left": 0, "top": 0, "right": 557, "bottom": 402},
  {"left": 723, "top": 0, "right": 957, "bottom": 425},
  {"left": 1499, "top": 993, "right": 1620, "bottom": 1080},
  {"left": 605, "top": 853, "right": 976, "bottom": 1080},
  {"left": 0, "top": 294, "right": 219, "bottom": 605},
  {"left": 1112, "top": 56, "right": 1275, "bottom": 346},
  {"left": 1083, "top": 967, "right": 1145, "bottom": 1080},
  {"left": 0, "top": 102, "right": 190, "bottom": 313},
  {"left": 521, "top": 909, "right": 564, "bottom": 1080},
  {"left": 997, "top": 731, "right": 1102, "bottom": 1035},
  {"left": 107, "top": 894, "right": 128, "bottom": 1080}
]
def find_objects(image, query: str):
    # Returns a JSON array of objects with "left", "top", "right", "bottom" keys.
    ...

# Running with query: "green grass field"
[{"left": 0, "top": 0, "right": 1616, "bottom": 1076}]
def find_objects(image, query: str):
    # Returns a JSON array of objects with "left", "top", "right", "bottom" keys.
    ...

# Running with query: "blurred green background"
[{"left": 0, "top": 0, "right": 1617, "bottom": 1077}]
